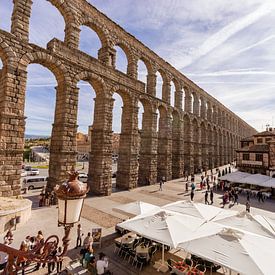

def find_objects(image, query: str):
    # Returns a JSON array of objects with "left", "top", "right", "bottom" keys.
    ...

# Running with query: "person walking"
[
  {"left": 185, "top": 181, "right": 188, "bottom": 192},
  {"left": 246, "top": 191, "right": 250, "bottom": 202},
  {"left": 159, "top": 179, "right": 163, "bottom": 191},
  {"left": 234, "top": 192, "right": 239, "bottom": 205},
  {"left": 96, "top": 252, "right": 110, "bottom": 275},
  {"left": 190, "top": 190, "right": 194, "bottom": 201},
  {"left": 75, "top": 224, "right": 83, "bottom": 248},
  {"left": 246, "top": 201, "right": 250, "bottom": 213},
  {"left": 204, "top": 191, "right": 209, "bottom": 205},
  {"left": 83, "top": 232, "right": 93, "bottom": 251},
  {"left": 210, "top": 189, "right": 214, "bottom": 205}
]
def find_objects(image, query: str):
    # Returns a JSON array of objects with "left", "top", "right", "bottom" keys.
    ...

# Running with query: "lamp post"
[{"left": 0, "top": 171, "right": 88, "bottom": 275}]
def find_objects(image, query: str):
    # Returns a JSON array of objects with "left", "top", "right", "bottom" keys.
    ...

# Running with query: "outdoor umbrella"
[
  {"left": 118, "top": 209, "right": 221, "bottom": 265},
  {"left": 112, "top": 201, "right": 160, "bottom": 218},
  {"left": 212, "top": 211, "right": 275, "bottom": 238},
  {"left": 237, "top": 173, "right": 270, "bottom": 186},
  {"left": 219, "top": 171, "right": 250, "bottom": 182},
  {"left": 178, "top": 228, "right": 275, "bottom": 275},
  {"left": 162, "top": 201, "right": 238, "bottom": 222},
  {"left": 254, "top": 214, "right": 275, "bottom": 236}
]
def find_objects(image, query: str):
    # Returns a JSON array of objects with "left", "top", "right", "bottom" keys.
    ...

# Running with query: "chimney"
[{"left": 269, "top": 127, "right": 273, "bottom": 132}]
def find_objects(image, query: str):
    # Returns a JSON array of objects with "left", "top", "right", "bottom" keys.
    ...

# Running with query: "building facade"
[{"left": 237, "top": 128, "right": 275, "bottom": 176}]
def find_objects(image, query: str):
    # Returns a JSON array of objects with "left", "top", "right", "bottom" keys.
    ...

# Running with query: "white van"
[{"left": 22, "top": 176, "right": 47, "bottom": 190}]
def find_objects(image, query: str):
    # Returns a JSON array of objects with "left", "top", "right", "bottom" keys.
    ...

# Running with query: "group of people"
[
  {"left": 221, "top": 188, "right": 239, "bottom": 207},
  {"left": 1, "top": 229, "right": 63, "bottom": 274},
  {"left": 39, "top": 187, "right": 57, "bottom": 207},
  {"left": 76, "top": 224, "right": 111, "bottom": 275}
]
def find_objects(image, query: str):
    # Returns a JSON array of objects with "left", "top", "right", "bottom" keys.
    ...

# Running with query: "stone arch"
[
  {"left": 213, "top": 126, "right": 219, "bottom": 168},
  {"left": 73, "top": 71, "right": 107, "bottom": 96},
  {"left": 0, "top": 38, "right": 17, "bottom": 64},
  {"left": 80, "top": 18, "right": 110, "bottom": 48},
  {"left": 114, "top": 42, "right": 132, "bottom": 74},
  {"left": 155, "top": 68, "right": 167, "bottom": 100},
  {"left": 207, "top": 123, "right": 214, "bottom": 169},
  {"left": 18, "top": 51, "right": 68, "bottom": 84}
]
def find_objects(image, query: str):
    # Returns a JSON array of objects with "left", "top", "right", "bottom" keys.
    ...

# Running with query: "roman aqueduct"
[{"left": 0, "top": 0, "right": 256, "bottom": 197}]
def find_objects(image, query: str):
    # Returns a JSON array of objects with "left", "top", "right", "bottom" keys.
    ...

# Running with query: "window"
[
  {"left": 243, "top": 153, "right": 249, "bottom": 160},
  {"left": 266, "top": 138, "right": 271, "bottom": 142},
  {"left": 256, "top": 154, "right": 263, "bottom": 162},
  {"left": 257, "top": 138, "right": 263, "bottom": 143}
]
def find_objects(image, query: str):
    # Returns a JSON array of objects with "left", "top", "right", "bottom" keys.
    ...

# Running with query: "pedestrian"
[
  {"left": 159, "top": 179, "right": 163, "bottom": 191},
  {"left": 96, "top": 252, "right": 110, "bottom": 275},
  {"left": 246, "top": 191, "right": 250, "bottom": 202},
  {"left": 185, "top": 181, "right": 188, "bottom": 192},
  {"left": 205, "top": 191, "right": 209, "bottom": 205},
  {"left": 162, "top": 176, "right": 166, "bottom": 184},
  {"left": 75, "top": 224, "right": 83, "bottom": 248},
  {"left": 56, "top": 247, "right": 63, "bottom": 273},
  {"left": 4, "top": 230, "right": 13, "bottom": 245},
  {"left": 207, "top": 183, "right": 210, "bottom": 191},
  {"left": 234, "top": 192, "right": 238, "bottom": 205},
  {"left": 83, "top": 247, "right": 94, "bottom": 268},
  {"left": 246, "top": 201, "right": 250, "bottom": 213},
  {"left": 190, "top": 190, "right": 194, "bottom": 201},
  {"left": 210, "top": 189, "right": 214, "bottom": 205},
  {"left": 83, "top": 232, "right": 93, "bottom": 251},
  {"left": 200, "top": 181, "right": 203, "bottom": 190},
  {"left": 18, "top": 242, "right": 28, "bottom": 275}
]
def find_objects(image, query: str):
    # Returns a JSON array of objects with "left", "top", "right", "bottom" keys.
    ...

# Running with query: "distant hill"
[{"left": 25, "top": 134, "right": 50, "bottom": 139}]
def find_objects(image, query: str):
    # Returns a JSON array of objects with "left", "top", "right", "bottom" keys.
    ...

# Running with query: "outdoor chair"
[
  {"left": 135, "top": 255, "right": 147, "bottom": 270},
  {"left": 148, "top": 246, "right": 157, "bottom": 262},
  {"left": 114, "top": 242, "right": 122, "bottom": 255},
  {"left": 127, "top": 249, "right": 137, "bottom": 264},
  {"left": 184, "top": 258, "right": 194, "bottom": 267},
  {"left": 195, "top": 264, "right": 206, "bottom": 274}
]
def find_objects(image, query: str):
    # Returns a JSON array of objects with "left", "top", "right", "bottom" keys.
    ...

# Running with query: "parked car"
[
  {"left": 22, "top": 176, "right": 47, "bottom": 190},
  {"left": 78, "top": 173, "right": 88, "bottom": 183},
  {"left": 27, "top": 168, "right": 39, "bottom": 176},
  {"left": 24, "top": 165, "right": 32, "bottom": 171},
  {"left": 21, "top": 170, "right": 27, "bottom": 177}
]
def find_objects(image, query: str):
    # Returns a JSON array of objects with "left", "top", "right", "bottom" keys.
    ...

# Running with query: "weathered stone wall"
[{"left": 0, "top": 0, "right": 257, "bottom": 196}]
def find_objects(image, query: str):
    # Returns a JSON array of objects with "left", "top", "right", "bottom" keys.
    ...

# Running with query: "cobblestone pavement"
[{"left": 1, "top": 165, "right": 275, "bottom": 274}]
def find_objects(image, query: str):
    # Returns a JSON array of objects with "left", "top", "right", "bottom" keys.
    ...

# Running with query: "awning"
[
  {"left": 237, "top": 173, "right": 271, "bottom": 187},
  {"left": 219, "top": 171, "right": 250, "bottom": 182}
]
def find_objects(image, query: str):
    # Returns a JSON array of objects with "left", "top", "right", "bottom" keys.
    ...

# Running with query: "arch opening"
[
  {"left": 79, "top": 25, "right": 102, "bottom": 58},
  {"left": 75, "top": 80, "right": 96, "bottom": 168},
  {"left": 156, "top": 71, "right": 163, "bottom": 100},
  {"left": 0, "top": 0, "right": 13, "bottom": 32},
  {"left": 29, "top": 0, "right": 65, "bottom": 48},
  {"left": 24, "top": 64, "right": 57, "bottom": 170},
  {"left": 137, "top": 59, "right": 148, "bottom": 86},
  {"left": 171, "top": 81, "right": 176, "bottom": 108},
  {"left": 114, "top": 45, "right": 128, "bottom": 74}
]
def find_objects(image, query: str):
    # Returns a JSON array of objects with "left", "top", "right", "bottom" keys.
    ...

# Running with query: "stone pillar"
[
  {"left": 224, "top": 133, "right": 229, "bottom": 164},
  {"left": 214, "top": 130, "right": 219, "bottom": 168},
  {"left": 193, "top": 93, "right": 200, "bottom": 116},
  {"left": 0, "top": 64, "right": 26, "bottom": 196},
  {"left": 184, "top": 116, "right": 194, "bottom": 175},
  {"left": 208, "top": 127, "right": 214, "bottom": 169},
  {"left": 98, "top": 46, "right": 116, "bottom": 68},
  {"left": 64, "top": 23, "right": 80, "bottom": 49},
  {"left": 193, "top": 124, "right": 202, "bottom": 173},
  {"left": 213, "top": 106, "right": 218, "bottom": 125},
  {"left": 89, "top": 94, "right": 113, "bottom": 195},
  {"left": 147, "top": 73, "right": 156, "bottom": 96},
  {"left": 116, "top": 98, "right": 139, "bottom": 189},
  {"left": 174, "top": 90, "right": 183, "bottom": 110},
  {"left": 201, "top": 125, "right": 209, "bottom": 171},
  {"left": 207, "top": 102, "right": 213, "bottom": 122},
  {"left": 127, "top": 56, "right": 138, "bottom": 79},
  {"left": 138, "top": 108, "right": 158, "bottom": 185},
  {"left": 184, "top": 89, "right": 192, "bottom": 113},
  {"left": 157, "top": 109, "right": 172, "bottom": 181},
  {"left": 219, "top": 132, "right": 224, "bottom": 165},
  {"left": 172, "top": 113, "right": 184, "bottom": 179},
  {"left": 47, "top": 84, "right": 78, "bottom": 191},
  {"left": 11, "top": 0, "right": 33, "bottom": 41},
  {"left": 162, "top": 80, "right": 171, "bottom": 104},
  {"left": 200, "top": 98, "right": 207, "bottom": 120}
]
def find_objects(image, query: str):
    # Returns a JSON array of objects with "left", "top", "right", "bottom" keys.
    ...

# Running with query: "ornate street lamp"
[{"left": 0, "top": 171, "right": 88, "bottom": 275}]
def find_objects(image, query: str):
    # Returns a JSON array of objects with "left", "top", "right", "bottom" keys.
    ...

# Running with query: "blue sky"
[{"left": 1, "top": 0, "right": 275, "bottom": 135}]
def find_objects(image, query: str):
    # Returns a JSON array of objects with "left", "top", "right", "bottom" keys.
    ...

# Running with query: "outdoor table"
[
  {"left": 115, "top": 233, "right": 136, "bottom": 246},
  {"left": 136, "top": 245, "right": 150, "bottom": 261}
]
